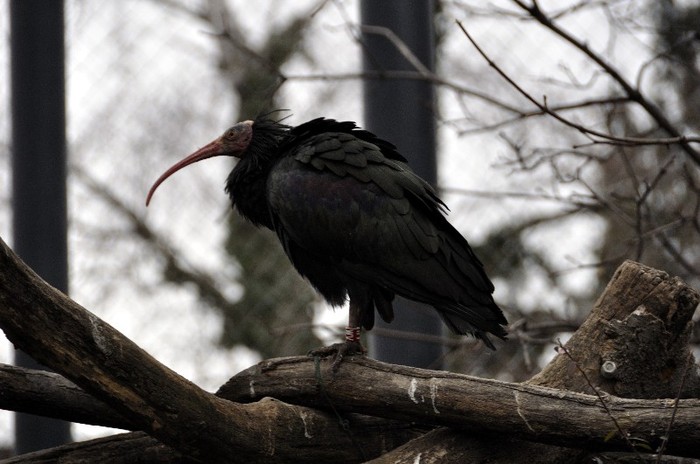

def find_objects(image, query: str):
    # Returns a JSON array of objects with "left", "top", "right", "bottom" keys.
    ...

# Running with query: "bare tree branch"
[
  {"left": 1, "top": 229, "right": 699, "bottom": 461},
  {"left": 0, "top": 235, "right": 412, "bottom": 463},
  {"left": 457, "top": 20, "right": 700, "bottom": 153},
  {"left": 509, "top": 1, "right": 700, "bottom": 164}
]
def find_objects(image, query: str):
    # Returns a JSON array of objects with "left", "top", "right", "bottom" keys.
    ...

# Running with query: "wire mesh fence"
[{"left": 0, "top": 0, "right": 698, "bottom": 447}]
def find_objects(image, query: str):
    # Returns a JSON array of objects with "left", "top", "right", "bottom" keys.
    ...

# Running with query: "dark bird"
[{"left": 146, "top": 116, "right": 507, "bottom": 364}]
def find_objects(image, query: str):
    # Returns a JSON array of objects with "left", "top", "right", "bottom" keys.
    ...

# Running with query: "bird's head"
[{"left": 146, "top": 120, "right": 253, "bottom": 205}]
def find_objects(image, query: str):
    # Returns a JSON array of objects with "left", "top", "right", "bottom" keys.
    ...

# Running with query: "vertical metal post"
[
  {"left": 361, "top": 0, "right": 444, "bottom": 368},
  {"left": 10, "top": 0, "right": 72, "bottom": 452}
]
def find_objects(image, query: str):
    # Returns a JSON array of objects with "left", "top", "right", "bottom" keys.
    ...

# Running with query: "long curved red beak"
[{"left": 146, "top": 138, "right": 222, "bottom": 206}]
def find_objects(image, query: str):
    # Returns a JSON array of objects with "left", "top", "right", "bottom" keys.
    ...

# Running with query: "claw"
[{"left": 308, "top": 340, "right": 366, "bottom": 372}]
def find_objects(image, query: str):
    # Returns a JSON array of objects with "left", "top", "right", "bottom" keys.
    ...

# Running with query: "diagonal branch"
[
  {"left": 0, "top": 364, "right": 130, "bottom": 430},
  {"left": 457, "top": 20, "right": 700, "bottom": 153},
  {"left": 219, "top": 355, "right": 700, "bottom": 458},
  {"left": 0, "top": 235, "right": 412, "bottom": 463},
  {"left": 0, "top": 240, "right": 699, "bottom": 460},
  {"left": 72, "top": 166, "right": 239, "bottom": 315},
  {"left": 509, "top": 0, "right": 700, "bottom": 165}
]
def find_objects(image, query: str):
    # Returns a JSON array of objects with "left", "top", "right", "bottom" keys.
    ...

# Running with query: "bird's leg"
[
  {"left": 342, "top": 299, "right": 367, "bottom": 354},
  {"left": 309, "top": 301, "right": 366, "bottom": 371}
]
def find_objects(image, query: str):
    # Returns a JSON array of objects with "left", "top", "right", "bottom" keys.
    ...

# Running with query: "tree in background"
[
  {"left": 191, "top": 0, "right": 325, "bottom": 357},
  {"left": 2, "top": 0, "right": 697, "bottom": 394},
  {"left": 435, "top": 1, "right": 700, "bottom": 378}
]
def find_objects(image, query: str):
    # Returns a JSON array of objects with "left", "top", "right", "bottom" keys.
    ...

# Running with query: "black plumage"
[{"left": 147, "top": 115, "right": 507, "bottom": 358}]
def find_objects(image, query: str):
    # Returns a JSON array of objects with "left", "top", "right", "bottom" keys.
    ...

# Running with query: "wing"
[{"left": 267, "top": 131, "right": 507, "bottom": 342}]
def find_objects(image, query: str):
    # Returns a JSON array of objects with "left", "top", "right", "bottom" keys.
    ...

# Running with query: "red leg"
[{"left": 308, "top": 300, "right": 367, "bottom": 371}]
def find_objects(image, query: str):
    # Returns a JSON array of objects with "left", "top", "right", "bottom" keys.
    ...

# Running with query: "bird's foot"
[{"left": 308, "top": 340, "right": 366, "bottom": 372}]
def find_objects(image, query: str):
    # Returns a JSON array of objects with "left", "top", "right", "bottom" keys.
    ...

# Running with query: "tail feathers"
[
  {"left": 357, "top": 287, "right": 395, "bottom": 331},
  {"left": 437, "top": 303, "right": 508, "bottom": 349},
  {"left": 374, "top": 288, "right": 395, "bottom": 324},
  {"left": 475, "top": 331, "right": 498, "bottom": 351}
]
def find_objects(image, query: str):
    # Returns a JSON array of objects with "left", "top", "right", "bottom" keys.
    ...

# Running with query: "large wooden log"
[
  {"left": 360, "top": 260, "right": 700, "bottom": 463},
  {"left": 0, "top": 364, "right": 130, "bottom": 430},
  {"left": 0, "top": 236, "right": 416, "bottom": 463},
  {"left": 0, "top": 433, "right": 184, "bottom": 464},
  {"left": 0, "top": 362, "right": 421, "bottom": 463},
  {"left": 1, "top": 231, "right": 698, "bottom": 463},
  {"left": 529, "top": 260, "right": 700, "bottom": 397},
  {"left": 219, "top": 355, "right": 700, "bottom": 457},
  {"left": 221, "top": 260, "right": 699, "bottom": 462}
]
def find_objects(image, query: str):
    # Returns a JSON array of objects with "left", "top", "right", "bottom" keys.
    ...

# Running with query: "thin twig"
[
  {"left": 360, "top": 25, "right": 431, "bottom": 75},
  {"left": 455, "top": 20, "right": 700, "bottom": 154},
  {"left": 556, "top": 340, "right": 644, "bottom": 457},
  {"left": 509, "top": 0, "right": 700, "bottom": 166},
  {"left": 441, "top": 186, "right": 600, "bottom": 209},
  {"left": 450, "top": 96, "right": 632, "bottom": 135},
  {"left": 285, "top": 69, "right": 523, "bottom": 115},
  {"left": 655, "top": 352, "right": 695, "bottom": 462}
]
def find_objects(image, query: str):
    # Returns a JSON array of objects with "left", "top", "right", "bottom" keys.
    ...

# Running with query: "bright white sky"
[{"left": 0, "top": 0, "right": 658, "bottom": 448}]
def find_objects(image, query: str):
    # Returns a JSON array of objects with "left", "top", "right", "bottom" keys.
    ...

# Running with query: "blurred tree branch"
[
  {"left": 511, "top": 0, "right": 700, "bottom": 163},
  {"left": 73, "top": 166, "right": 240, "bottom": 320},
  {"left": 457, "top": 20, "right": 700, "bottom": 152}
]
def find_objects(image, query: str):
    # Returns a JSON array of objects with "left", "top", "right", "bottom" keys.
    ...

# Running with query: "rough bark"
[
  {"left": 0, "top": 235, "right": 261, "bottom": 462},
  {"left": 0, "top": 433, "right": 186, "bottom": 464},
  {"left": 0, "top": 236, "right": 417, "bottom": 463},
  {"left": 0, "top": 362, "right": 425, "bottom": 463},
  {"left": 0, "top": 416, "right": 423, "bottom": 464},
  {"left": 584, "top": 453, "right": 700, "bottom": 463},
  {"left": 221, "top": 260, "right": 700, "bottom": 462},
  {"left": 362, "top": 428, "right": 589, "bottom": 464},
  {"left": 529, "top": 260, "right": 700, "bottom": 397},
  {"left": 495, "top": 260, "right": 700, "bottom": 464},
  {"left": 364, "top": 260, "right": 700, "bottom": 463},
  {"left": 0, "top": 364, "right": 130, "bottom": 430},
  {"left": 1, "top": 229, "right": 699, "bottom": 464},
  {"left": 219, "top": 355, "right": 700, "bottom": 457}
]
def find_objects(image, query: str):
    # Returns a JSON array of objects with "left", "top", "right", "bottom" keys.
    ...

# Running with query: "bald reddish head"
[{"left": 146, "top": 120, "right": 253, "bottom": 205}]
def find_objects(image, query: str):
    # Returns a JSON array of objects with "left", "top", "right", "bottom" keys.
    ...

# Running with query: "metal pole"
[
  {"left": 361, "top": 0, "right": 444, "bottom": 368},
  {"left": 10, "top": 0, "right": 72, "bottom": 452}
]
